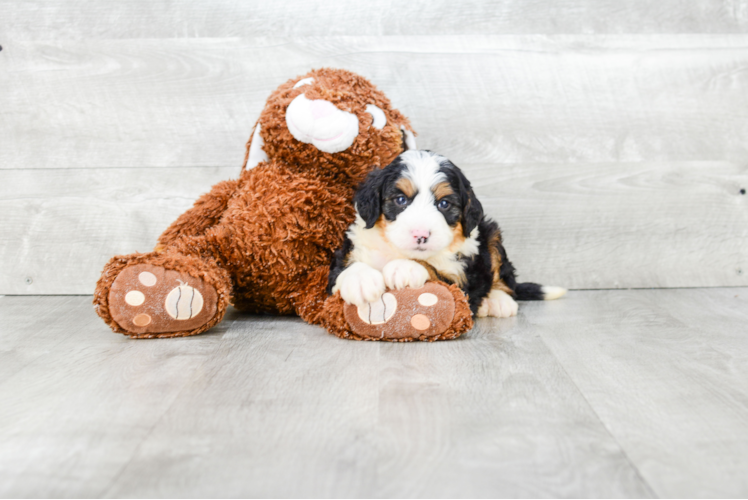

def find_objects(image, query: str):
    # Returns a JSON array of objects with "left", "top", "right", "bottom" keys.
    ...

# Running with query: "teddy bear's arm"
[{"left": 155, "top": 178, "right": 240, "bottom": 251}]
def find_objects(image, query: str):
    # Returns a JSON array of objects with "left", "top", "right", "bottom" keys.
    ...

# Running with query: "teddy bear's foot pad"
[
  {"left": 108, "top": 264, "right": 218, "bottom": 335},
  {"left": 343, "top": 282, "right": 455, "bottom": 340}
]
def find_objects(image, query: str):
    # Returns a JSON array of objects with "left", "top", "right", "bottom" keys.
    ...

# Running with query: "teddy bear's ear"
[
  {"left": 400, "top": 125, "right": 417, "bottom": 151},
  {"left": 242, "top": 121, "right": 269, "bottom": 171}
]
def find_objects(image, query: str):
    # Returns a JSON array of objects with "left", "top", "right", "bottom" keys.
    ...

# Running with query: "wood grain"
[
  {"left": 1, "top": 162, "right": 745, "bottom": 294},
  {"left": 3, "top": 36, "right": 748, "bottom": 169},
  {"left": 372, "top": 319, "right": 653, "bottom": 497},
  {"left": 5, "top": 290, "right": 748, "bottom": 496},
  {"left": 2, "top": 0, "right": 747, "bottom": 39},
  {"left": 0, "top": 296, "right": 655, "bottom": 497},
  {"left": 526, "top": 288, "right": 748, "bottom": 497},
  {"left": 0, "top": 295, "right": 231, "bottom": 497},
  {"left": 102, "top": 312, "right": 385, "bottom": 498}
]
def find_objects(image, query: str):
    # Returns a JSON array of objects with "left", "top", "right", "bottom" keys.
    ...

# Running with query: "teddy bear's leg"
[
  {"left": 94, "top": 249, "right": 232, "bottom": 339},
  {"left": 286, "top": 266, "right": 334, "bottom": 326},
  {"left": 154, "top": 179, "right": 240, "bottom": 252},
  {"left": 319, "top": 281, "right": 474, "bottom": 342}
]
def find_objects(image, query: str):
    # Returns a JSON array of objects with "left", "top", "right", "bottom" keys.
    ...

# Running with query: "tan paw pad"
[
  {"left": 417, "top": 292, "right": 438, "bottom": 306},
  {"left": 410, "top": 314, "right": 431, "bottom": 330},
  {"left": 138, "top": 271, "right": 157, "bottom": 286},
  {"left": 133, "top": 314, "right": 151, "bottom": 326},
  {"left": 125, "top": 290, "right": 145, "bottom": 306}
]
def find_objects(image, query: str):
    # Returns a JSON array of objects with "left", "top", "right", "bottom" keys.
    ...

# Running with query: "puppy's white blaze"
[
  {"left": 400, "top": 150, "right": 447, "bottom": 194},
  {"left": 542, "top": 286, "right": 567, "bottom": 300},
  {"left": 285, "top": 94, "right": 359, "bottom": 154}
]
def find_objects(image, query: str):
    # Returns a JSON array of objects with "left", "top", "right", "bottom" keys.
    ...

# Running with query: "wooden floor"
[{"left": 1, "top": 289, "right": 747, "bottom": 498}]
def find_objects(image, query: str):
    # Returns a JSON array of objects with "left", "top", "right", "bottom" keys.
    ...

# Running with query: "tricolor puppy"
[{"left": 328, "top": 150, "right": 565, "bottom": 318}]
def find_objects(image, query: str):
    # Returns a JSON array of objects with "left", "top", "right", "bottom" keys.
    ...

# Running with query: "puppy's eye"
[
  {"left": 394, "top": 195, "right": 408, "bottom": 206},
  {"left": 437, "top": 199, "right": 451, "bottom": 210}
]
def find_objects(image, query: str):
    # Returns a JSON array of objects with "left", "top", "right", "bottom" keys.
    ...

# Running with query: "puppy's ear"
[
  {"left": 462, "top": 188, "right": 483, "bottom": 237},
  {"left": 447, "top": 162, "right": 483, "bottom": 237},
  {"left": 354, "top": 168, "right": 385, "bottom": 228}
]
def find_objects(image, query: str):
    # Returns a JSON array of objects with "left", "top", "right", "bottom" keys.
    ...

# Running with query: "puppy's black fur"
[
  {"left": 328, "top": 152, "right": 545, "bottom": 315},
  {"left": 354, "top": 155, "right": 408, "bottom": 228},
  {"left": 438, "top": 160, "right": 483, "bottom": 237}
]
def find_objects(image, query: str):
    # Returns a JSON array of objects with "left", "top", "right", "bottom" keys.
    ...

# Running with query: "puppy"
[{"left": 327, "top": 150, "right": 565, "bottom": 318}]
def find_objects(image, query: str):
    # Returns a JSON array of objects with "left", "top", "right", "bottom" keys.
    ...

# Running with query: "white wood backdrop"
[{"left": 1, "top": 1, "right": 747, "bottom": 294}]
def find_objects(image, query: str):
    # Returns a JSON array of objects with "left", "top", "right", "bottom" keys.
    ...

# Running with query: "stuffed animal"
[{"left": 93, "top": 68, "right": 474, "bottom": 341}]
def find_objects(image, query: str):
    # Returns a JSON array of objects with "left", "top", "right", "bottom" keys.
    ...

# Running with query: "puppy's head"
[{"left": 354, "top": 150, "right": 483, "bottom": 258}]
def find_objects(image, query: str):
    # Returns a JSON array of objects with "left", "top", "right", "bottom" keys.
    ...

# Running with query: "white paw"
[
  {"left": 334, "top": 262, "right": 386, "bottom": 307},
  {"left": 477, "top": 289, "right": 518, "bottom": 318},
  {"left": 382, "top": 259, "right": 430, "bottom": 290}
]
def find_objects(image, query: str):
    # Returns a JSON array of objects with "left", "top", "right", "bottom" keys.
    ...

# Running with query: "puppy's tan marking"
[
  {"left": 395, "top": 178, "right": 416, "bottom": 198},
  {"left": 487, "top": 230, "right": 513, "bottom": 294},
  {"left": 432, "top": 181, "right": 454, "bottom": 200},
  {"left": 374, "top": 214, "right": 391, "bottom": 240},
  {"left": 416, "top": 258, "right": 466, "bottom": 287},
  {"left": 448, "top": 222, "right": 466, "bottom": 253}
]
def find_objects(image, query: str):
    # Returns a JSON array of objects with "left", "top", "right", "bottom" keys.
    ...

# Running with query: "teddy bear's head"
[{"left": 243, "top": 68, "right": 416, "bottom": 186}]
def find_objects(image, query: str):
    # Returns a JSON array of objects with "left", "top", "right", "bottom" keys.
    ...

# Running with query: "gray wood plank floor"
[{"left": 1, "top": 289, "right": 746, "bottom": 497}]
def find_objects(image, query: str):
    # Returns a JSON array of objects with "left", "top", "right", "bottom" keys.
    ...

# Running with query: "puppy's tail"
[{"left": 514, "top": 282, "right": 567, "bottom": 301}]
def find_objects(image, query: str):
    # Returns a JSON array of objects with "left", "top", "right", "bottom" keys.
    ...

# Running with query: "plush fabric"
[{"left": 320, "top": 283, "right": 473, "bottom": 342}]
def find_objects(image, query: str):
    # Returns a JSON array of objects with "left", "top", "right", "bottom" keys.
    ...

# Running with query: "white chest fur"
[{"left": 346, "top": 216, "right": 480, "bottom": 283}]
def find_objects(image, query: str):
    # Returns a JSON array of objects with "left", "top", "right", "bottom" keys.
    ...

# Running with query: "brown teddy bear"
[{"left": 93, "top": 68, "right": 473, "bottom": 341}]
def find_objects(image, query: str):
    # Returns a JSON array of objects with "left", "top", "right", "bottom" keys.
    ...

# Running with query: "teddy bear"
[{"left": 93, "top": 68, "right": 474, "bottom": 341}]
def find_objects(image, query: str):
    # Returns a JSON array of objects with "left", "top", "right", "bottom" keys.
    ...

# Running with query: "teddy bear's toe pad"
[
  {"left": 108, "top": 264, "right": 217, "bottom": 335},
  {"left": 343, "top": 282, "right": 455, "bottom": 340}
]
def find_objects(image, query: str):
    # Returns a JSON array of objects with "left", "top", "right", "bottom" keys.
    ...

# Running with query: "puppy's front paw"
[
  {"left": 477, "top": 290, "right": 518, "bottom": 318},
  {"left": 335, "top": 262, "right": 386, "bottom": 307},
  {"left": 382, "top": 259, "right": 430, "bottom": 290}
]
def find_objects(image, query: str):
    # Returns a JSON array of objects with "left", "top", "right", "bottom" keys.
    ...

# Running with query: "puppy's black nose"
[{"left": 416, "top": 236, "right": 428, "bottom": 245}]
